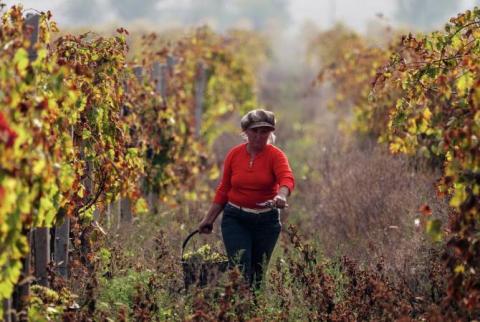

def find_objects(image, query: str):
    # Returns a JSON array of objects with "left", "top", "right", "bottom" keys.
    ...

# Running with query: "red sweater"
[{"left": 213, "top": 143, "right": 295, "bottom": 209}]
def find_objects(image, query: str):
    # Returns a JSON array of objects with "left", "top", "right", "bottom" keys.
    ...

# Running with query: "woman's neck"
[{"left": 246, "top": 143, "right": 266, "bottom": 156}]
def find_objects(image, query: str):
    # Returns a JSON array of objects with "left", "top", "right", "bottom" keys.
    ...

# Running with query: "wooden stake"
[{"left": 194, "top": 62, "right": 207, "bottom": 138}]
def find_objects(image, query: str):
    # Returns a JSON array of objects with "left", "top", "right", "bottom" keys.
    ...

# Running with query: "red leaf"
[
  {"left": 0, "top": 112, "right": 17, "bottom": 148},
  {"left": 419, "top": 204, "right": 432, "bottom": 216}
]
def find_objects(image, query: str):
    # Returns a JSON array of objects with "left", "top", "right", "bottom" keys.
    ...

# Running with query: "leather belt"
[{"left": 227, "top": 202, "right": 272, "bottom": 214}]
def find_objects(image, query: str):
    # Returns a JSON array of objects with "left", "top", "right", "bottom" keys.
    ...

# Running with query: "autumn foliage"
[
  {"left": 0, "top": 4, "right": 261, "bottom": 315},
  {"left": 315, "top": 8, "right": 480, "bottom": 320}
]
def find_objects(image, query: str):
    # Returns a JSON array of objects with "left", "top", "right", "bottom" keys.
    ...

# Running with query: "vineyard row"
[
  {"left": 0, "top": 6, "right": 263, "bottom": 318},
  {"left": 313, "top": 8, "right": 480, "bottom": 318}
]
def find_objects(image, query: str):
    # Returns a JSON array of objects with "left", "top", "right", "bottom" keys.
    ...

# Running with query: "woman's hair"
[
  {"left": 240, "top": 132, "right": 276, "bottom": 144},
  {"left": 240, "top": 109, "right": 276, "bottom": 144},
  {"left": 268, "top": 132, "right": 276, "bottom": 144}
]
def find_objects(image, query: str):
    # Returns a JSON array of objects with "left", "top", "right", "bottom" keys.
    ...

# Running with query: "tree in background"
[
  {"left": 394, "top": 0, "right": 459, "bottom": 31},
  {"left": 64, "top": 0, "right": 163, "bottom": 24},
  {"left": 234, "top": 0, "right": 290, "bottom": 30},
  {"left": 64, "top": 0, "right": 107, "bottom": 25},
  {"left": 63, "top": 0, "right": 290, "bottom": 31},
  {"left": 184, "top": 0, "right": 290, "bottom": 30},
  {"left": 110, "top": 0, "right": 162, "bottom": 22},
  {"left": 181, "top": 0, "right": 233, "bottom": 30}
]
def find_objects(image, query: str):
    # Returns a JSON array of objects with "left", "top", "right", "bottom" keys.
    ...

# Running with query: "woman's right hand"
[
  {"left": 198, "top": 203, "right": 223, "bottom": 234},
  {"left": 198, "top": 219, "right": 214, "bottom": 234}
]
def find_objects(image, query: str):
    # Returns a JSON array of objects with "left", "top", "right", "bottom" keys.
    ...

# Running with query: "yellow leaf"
[
  {"left": 389, "top": 142, "right": 403, "bottom": 154},
  {"left": 10, "top": 91, "right": 20, "bottom": 108},
  {"left": 0, "top": 178, "right": 18, "bottom": 216},
  {"left": 407, "top": 118, "right": 417, "bottom": 134},
  {"left": 59, "top": 164, "right": 74, "bottom": 192},
  {"left": 450, "top": 184, "right": 466, "bottom": 208},
  {"left": 32, "top": 158, "right": 46, "bottom": 176},
  {"left": 446, "top": 151, "right": 453, "bottom": 162},
  {"left": 77, "top": 185, "right": 85, "bottom": 198},
  {"left": 452, "top": 34, "right": 463, "bottom": 50},
  {"left": 38, "top": 195, "right": 55, "bottom": 227},
  {"left": 184, "top": 191, "right": 197, "bottom": 201},
  {"left": 13, "top": 48, "right": 29, "bottom": 76},
  {"left": 423, "top": 107, "right": 432, "bottom": 121},
  {"left": 425, "top": 219, "right": 443, "bottom": 242},
  {"left": 208, "top": 165, "right": 219, "bottom": 180},
  {"left": 134, "top": 198, "right": 148, "bottom": 214},
  {"left": 456, "top": 72, "right": 474, "bottom": 95},
  {"left": 419, "top": 119, "right": 429, "bottom": 133},
  {"left": 474, "top": 111, "right": 480, "bottom": 127},
  {"left": 473, "top": 184, "right": 480, "bottom": 196}
]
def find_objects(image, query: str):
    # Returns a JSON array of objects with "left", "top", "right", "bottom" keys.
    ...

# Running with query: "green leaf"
[
  {"left": 13, "top": 48, "right": 29, "bottom": 76},
  {"left": 451, "top": 34, "right": 463, "bottom": 50},
  {"left": 426, "top": 219, "right": 443, "bottom": 242},
  {"left": 81, "top": 129, "right": 92, "bottom": 140}
]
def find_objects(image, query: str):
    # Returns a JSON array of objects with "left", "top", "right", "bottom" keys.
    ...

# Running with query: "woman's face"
[{"left": 246, "top": 126, "right": 272, "bottom": 150}]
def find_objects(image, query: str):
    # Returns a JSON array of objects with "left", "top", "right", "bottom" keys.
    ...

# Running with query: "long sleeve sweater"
[{"left": 213, "top": 143, "right": 295, "bottom": 209}]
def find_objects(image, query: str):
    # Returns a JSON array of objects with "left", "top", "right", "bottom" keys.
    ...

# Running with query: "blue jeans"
[{"left": 221, "top": 203, "right": 281, "bottom": 289}]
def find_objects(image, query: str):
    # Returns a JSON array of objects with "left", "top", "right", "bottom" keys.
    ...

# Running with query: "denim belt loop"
[{"left": 227, "top": 202, "right": 272, "bottom": 214}]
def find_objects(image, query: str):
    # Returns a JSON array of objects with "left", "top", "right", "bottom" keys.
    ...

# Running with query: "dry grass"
[{"left": 288, "top": 135, "right": 448, "bottom": 301}]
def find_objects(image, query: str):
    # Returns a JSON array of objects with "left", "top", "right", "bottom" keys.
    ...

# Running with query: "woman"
[{"left": 198, "top": 108, "right": 295, "bottom": 289}]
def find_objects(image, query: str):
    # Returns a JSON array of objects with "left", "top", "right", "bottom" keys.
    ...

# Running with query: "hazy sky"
[{"left": 2, "top": 0, "right": 479, "bottom": 33}]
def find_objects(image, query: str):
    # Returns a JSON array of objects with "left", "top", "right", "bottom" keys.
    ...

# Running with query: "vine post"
[
  {"left": 149, "top": 61, "right": 167, "bottom": 212},
  {"left": 52, "top": 132, "right": 73, "bottom": 282},
  {"left": 194, "top": 61, "right": 207, "bottom": 138},
  {"left": 33, "top": 229, "right": 49, "bottom": 287},
  {"left": 26, "top": 13, "right": 50, "bottom": 289},
  {"left": 53, "top": 208, "right": 69, "bottom": 279},
  {"left": 53, "top": 123, "right": 72, "bottom": 279},
  {"left": 3, "top": 299, "right": 11, "bottom": 322},
  {"left": 152, "top": 61, "right": 168, "bottom": 105}
]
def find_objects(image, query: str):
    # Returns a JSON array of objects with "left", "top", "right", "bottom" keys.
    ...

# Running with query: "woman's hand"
[
  {"left": 198, "top": 218, "right": 214, "bottom": 234},
  {"left": 273, "top": 194, "right": 288, "bottom": 209},
  {"left": 274, "top": 186, "right": 290, "bottom": 209},
  {"left": 198, "top": 203, "right": 223, "bottom": 234}
]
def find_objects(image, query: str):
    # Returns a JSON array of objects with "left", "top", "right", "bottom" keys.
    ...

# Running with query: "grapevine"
[
  {"left": 0, "top": 4, "right": 261, "bottom": 311},
  {"left": 315, "top": 8, "right": 480, "bottom": 318}
]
